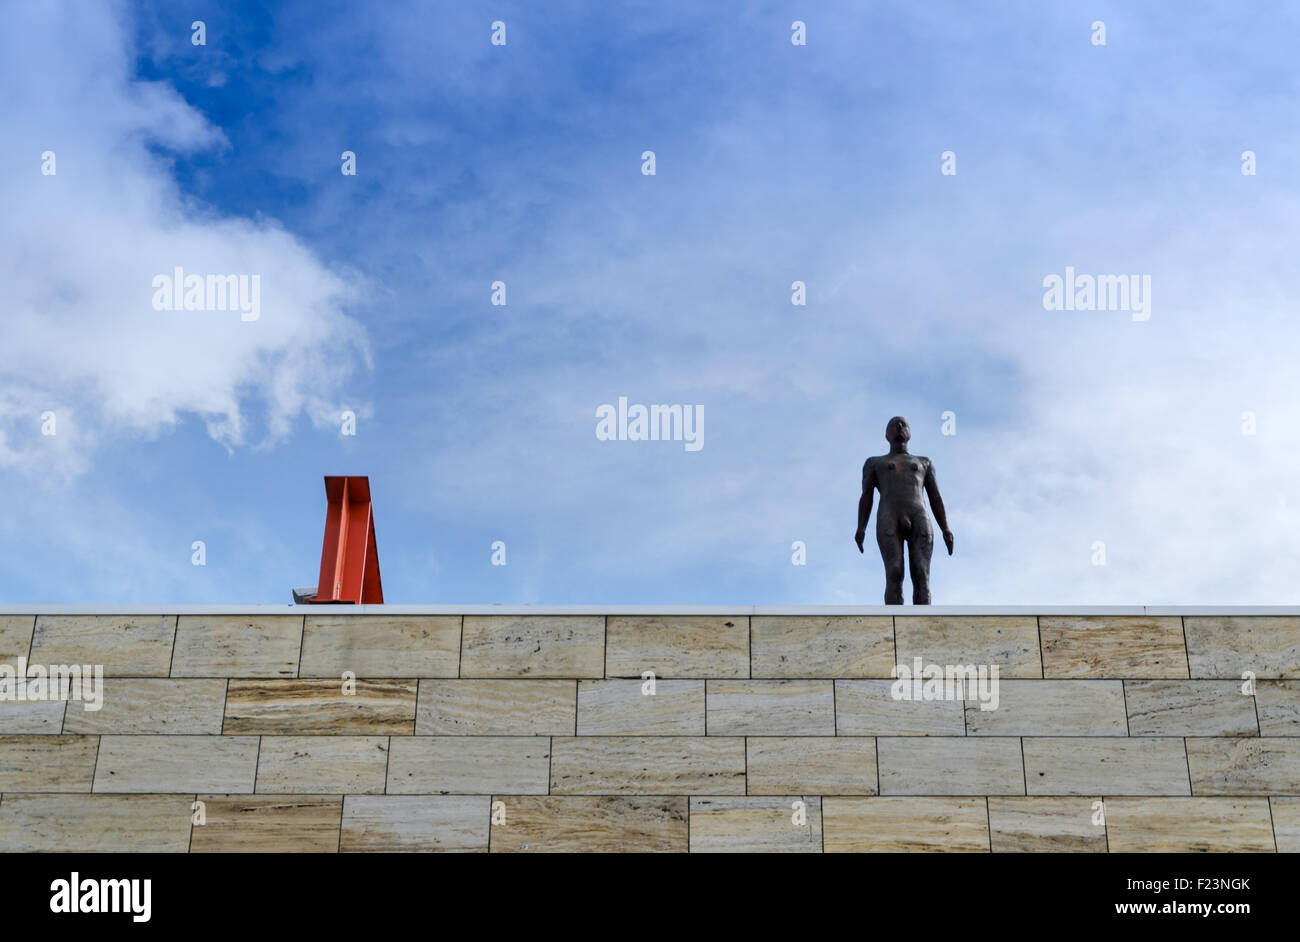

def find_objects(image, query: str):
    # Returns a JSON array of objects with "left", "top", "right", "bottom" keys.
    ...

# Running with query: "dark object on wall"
[{"left": 855, "top": 417, "right": 953, "bottom": 605}]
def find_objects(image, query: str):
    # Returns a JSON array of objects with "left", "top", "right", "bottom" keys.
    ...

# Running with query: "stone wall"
[{"left": 0, "top": 610, "right": 1297, "bottom": 852}]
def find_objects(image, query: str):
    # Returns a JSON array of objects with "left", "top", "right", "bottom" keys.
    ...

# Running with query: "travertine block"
[
  {"left": 255, "top": 736, "right": 389, "bottom": 794},
  {"left": 605, "top": 616, "right": 747, "bottom": 679},
  {"left": 895, "top": 617, "right": 1041, "bottom": 678},
  {"left": 460, "top": 615, "right": 604, "bottom": 678},
  {"left": 706, "top": 679, "right": 834, "bottom": 736},
  {"left": 30, "top": 615, "right": 175, "bottom": 677},
  {"left": 0, "top": 794, "right": 193, "bottom": 852},
  {"left": 1185, "top": 617, "right": 1300, "bottom": 679},
  {"left": 0, "top": 734, "right": 98, "bottom": 791},
  {"left": 300, "top": 615, "right": 461, "bottom": 678},
  {"left": 1123, "top": 680, "right": 1257, "bottom": 736},
  {"left": 387, "top": 736, "right": 550, "bottom": 794},
  {"left": 987, "top": 797, "right": 1107, "bottom": 852},
  {"left": 63, "top": 679, "right": 226, "bottom": 735},
  {"left": 823, "top": 797, "right": 989, "bottom": 852},
  {"left": 549, "top": 736, "right": 745, "bottom": 794},
  {"left": 171, "top": 615, "right": 302, "bottom": 678},
  {"left": 750, "top": 616, "right": 893, "bottom": 678},
  {"left": 576, "top": 679, "right": 702, "bottom": 735},
  {"left": 223, "top": 679, "right": 417, "bottom": 735},
  {"left": 93, "top": 735, "right": 258, "bottom": 793},
  {"left": 1105, "top": 798, "right": 1275, "bottom": 852},
  {"left": 1039, "top": 617, "right": 1187, "bottom": 678},
  {"left": 1022, "top": 738, "right": 1190, "bottom": 795},
  {"left": 341, "top": 795, "right": 490, "bottom": 852},
  {"left": 745, "top": 737, "right": 877, "bottom": 795},
  {"left": 488, "top": 796, "right": 687, "bottom": 852},
  {"left": 419, "top": 679, "right": 576, "bottom": 735},
  {"left": 689, "top": 796, "right": 823, "bottom": 852},
  {"left": 877, "top": 737, "right": 1024, "bottom": 795},
  {"left": 191, "top": 795, "right": 343, "bottom": 852}
]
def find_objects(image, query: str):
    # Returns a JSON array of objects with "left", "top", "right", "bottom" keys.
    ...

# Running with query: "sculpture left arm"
[{"left": 924, "top": 461, "right": 954, "bottom": 555}]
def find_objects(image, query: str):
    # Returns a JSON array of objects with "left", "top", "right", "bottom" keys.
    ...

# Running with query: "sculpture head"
[{"left": 885, "top": 416, "right": 910, "bottom": 445}]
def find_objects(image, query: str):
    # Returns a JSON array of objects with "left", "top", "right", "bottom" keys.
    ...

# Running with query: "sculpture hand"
[
  {"left": 943, "top": 530, "right": 954, "bottom": 555},
  {"left": 854, "top": 529, "right": 865, "bottom": 553}
]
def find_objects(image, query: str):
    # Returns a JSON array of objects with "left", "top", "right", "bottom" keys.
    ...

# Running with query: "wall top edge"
[{"left": 1, "top": 605, "right": 1298, "bottom": 616}]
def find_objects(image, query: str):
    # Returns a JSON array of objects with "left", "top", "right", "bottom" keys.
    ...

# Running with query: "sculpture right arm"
[{"left": 855, "top": 461, "right": 874, "bottom": 553}]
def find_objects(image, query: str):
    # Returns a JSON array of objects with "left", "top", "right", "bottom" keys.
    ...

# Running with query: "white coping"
[{"left": 0, "top": 605, "right": 1296, "bottom": 616}]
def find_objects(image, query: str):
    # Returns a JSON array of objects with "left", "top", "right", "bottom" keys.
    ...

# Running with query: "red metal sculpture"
[{"left": 307, "top": 476, "right": 383, "bottom": 604}]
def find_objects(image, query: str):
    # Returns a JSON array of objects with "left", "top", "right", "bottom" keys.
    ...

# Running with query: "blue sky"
[{"left": 3, "top": 1, "right": 1300, "bottom": 605}]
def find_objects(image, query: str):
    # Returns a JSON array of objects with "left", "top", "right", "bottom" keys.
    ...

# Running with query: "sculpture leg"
[
  {"left": 907, "top": 514, "right": 934, "bottom": 605},
  {"left": 876, "top": 524, "right": 905, "bottom": 605}
]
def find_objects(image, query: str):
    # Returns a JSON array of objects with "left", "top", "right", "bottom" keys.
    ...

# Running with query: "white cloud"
[{"left": 0, "top": 2, "right": 369, "bottom": 477}]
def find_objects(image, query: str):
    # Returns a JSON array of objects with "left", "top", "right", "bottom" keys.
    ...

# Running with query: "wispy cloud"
[{"left": 0, "top": 1, "right": 370, "bottom": 478}]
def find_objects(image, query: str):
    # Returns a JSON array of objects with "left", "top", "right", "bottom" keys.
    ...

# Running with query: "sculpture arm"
[
  {"left": 857, "top": 490, "right": 873, "bottom": 531},
  {"left": 923, "top": 461, "right": 954, "bottom": 554},
  {"left": 855, "top": 461, "right": 874, "bottom": 551}
]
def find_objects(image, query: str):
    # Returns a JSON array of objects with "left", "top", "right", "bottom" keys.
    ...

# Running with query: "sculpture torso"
[{"left": 865, "top": 453, "right": 931, "bottom": 510}]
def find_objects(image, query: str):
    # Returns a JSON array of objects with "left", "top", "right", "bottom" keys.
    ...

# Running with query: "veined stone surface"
[{"left": 1, "top": 609, "right": 1297, "bottom": 851}]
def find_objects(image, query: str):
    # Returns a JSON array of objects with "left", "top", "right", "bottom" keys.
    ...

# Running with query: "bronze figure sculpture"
[{"left": 855, "top": 416, "right": 953, "bottom": 604}]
